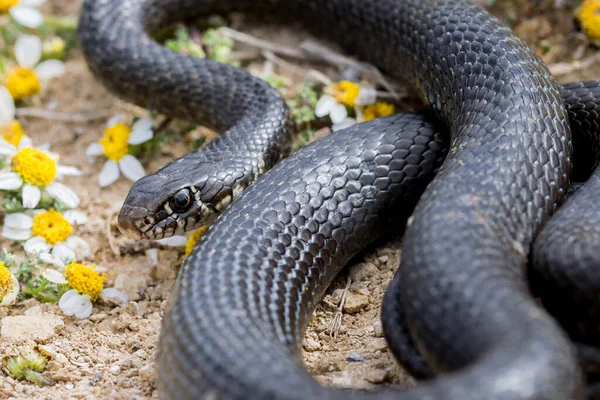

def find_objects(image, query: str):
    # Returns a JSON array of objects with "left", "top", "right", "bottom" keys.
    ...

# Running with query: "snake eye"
[{"left": 171, "top": 188, "right": 192, "bottom": 212}]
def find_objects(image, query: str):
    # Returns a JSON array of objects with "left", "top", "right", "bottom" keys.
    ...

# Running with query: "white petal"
[
  {"left": 315, "top": 95, "right": 336, "bottom": 118},
  {"left": 59, "top": 290, "right": 93, "bottom": 319},
  {"left": 38, "top": 143, "right": 54, "bottom": 154},
  {"left": 0, "top": 87, "right": 15, "bottom": 125},
  {"left": 24, "top": 236, "right": 50, "bottom": 254},
  {"left": 56, "top": 165, "right": 81, "bottom": 178},
  {"left": 45, "top": 182, "right": 79, "bottom": 209},
  {"left": 59, "top": 288, "right": 77, "bottom": 304},
  {"left": 329, "top": 103, "right": 348, "bottom": 124},
  {"left": 63, "top": 210, "right": 88, "bottom": 225},
  {"left": 4, "top": 213, "right": 33, "bottom": 229},
  {"left": 9, "top": 6, "right": 43, "bottom": 29},
  {"left": 155, "top": 235, "right": 188, "bottom": 247},
  {"left": 17, "top": 136, "right": 33, "bottom": 149},
  {"left": 38, "top": 252, "right": 65, "bottom": 269},
  {"left": 66, "top": 236, "right": 90, "bottom": 259},
  {"left": 119, "top": 155, "right": 145, "bottom": 182},
  {"left": 100, "top": 288, "right": 129, "bottom": 306},
  {"left": 356, "top": 85, "right": 377, "bottom": 106},
  {"left": 2, "top": 225, "right": 31, "bottom": 241},
  {"left": 22, "top": 184, "right": 41, "bottom": 208},
  {"left": 128, "top": 119, "right": 154, "bottom": 145},
  {"left": 0, "top": 276, "right": 19, "bottom": 306},
  {"left": 0, "top": 172, "right": 23, "bottom": 190},
  {"left": 106, "top": 115, "right": 123, "bottom": 128},
  {"left": 86, "top": 143, "right": 104, "bottom": 158},
  {"left": 332, "top": 117, "right": 357, "bottom": 132},
  {"left": 41, "top": 268, "right": 67, "bottom": 284},
  {"left": 0, "top": 141, "right": 17, "bottom": 156},
  {"left": 52, "top": 243, "right": 75, "bottom": 265},
  {"left": 35, "top": 60, "right": 65, "bottom": 80},
  {"left": 21, "top": 0, "right": 46, "bottom": 6},
  {"left": 98, "top": 160, "right": 120, "bottom": 187},
  {"left": 14, "top": 34, "right": 42, "bottom": 68}
]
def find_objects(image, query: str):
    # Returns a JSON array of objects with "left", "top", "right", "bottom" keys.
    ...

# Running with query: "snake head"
[{"left": 117, "top": 162, "right": 225, "bottom": 240}]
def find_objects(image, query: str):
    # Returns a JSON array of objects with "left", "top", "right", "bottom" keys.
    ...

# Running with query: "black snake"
[{"left": 78, "top": 0, "right": 600, "bottom": 399}]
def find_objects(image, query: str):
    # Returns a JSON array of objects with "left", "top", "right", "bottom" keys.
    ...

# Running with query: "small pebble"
[
  {"left": 343, "top": 294, "right": 369, "bottom": 313},
  {"left": 134, "top": 349, "right": 147, "bottom": 359},
  {"left": 367, "top": 338, "right": 388, "bottom": 352},
  {"left": 109, "top": 365, "right": 121, "bottom": 374},
  {"left": 349, "top": 262, "right": 379, "bottom": 282},
  {"left": 92, "top": 371, "right": 104, "bottom": 383},
  {"left": 65, "top": 383, "right": 74, "bottom": 390},
  {"left": 90, "top": 313, "right": 108, "bottom": 323},
  {"left": 139, "top": 364, "right": 154, "bottom": 382},
  {"left": 331, "top": 289, "right": 345, "bottom": 305},
  {"left": 346, "top": 352, "right": 365, "bottom": 362},
  {"left": 364, "top": 369, "right": 390, "bottom": 384},
  {"left": 373, "top": 321, "right": 384, "bottom": 337},
  {"left": 303, "top": 337, "right": 321, "bottom": 352}
]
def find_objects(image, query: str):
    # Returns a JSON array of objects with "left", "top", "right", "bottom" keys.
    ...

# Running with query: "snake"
[{"left": 78, "top": 0, "right": 600, "bottom": 399}]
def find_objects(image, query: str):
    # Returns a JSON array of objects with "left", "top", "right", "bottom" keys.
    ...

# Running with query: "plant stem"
[{"left": 43, "top": 15, "right": 78, "bottom": 31}]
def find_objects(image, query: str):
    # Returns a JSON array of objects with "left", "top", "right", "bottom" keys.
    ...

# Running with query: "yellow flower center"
[
  {"left": 327, "top": 81, "right": 360, "bottom": 107},
  {"left": 0, "top": 0, "right": 18, "bottom": 14},
  {"left": 5, "top": 67, "right": 41, "bottom": 100},
  {"left": 42, "top": 37, "right": 66, "bottom": 59},
  {"left": 576, "top": 0, "right": 600, "bottom": 40},
  {"left": 11, "top": 147, "right": 57, "bottom": 187},
  {"left": 100, "top": 123, "right": 131, "bottom": 161},
  {"left": 0, "top": 262, "right": 14, "bottom": 300},
  {"left": 63, "top": 261, "right": 106, "bottom": 302},
  {"left": 31, "top": 209, "right": 72, "bottom": 245},
  {"left": 1, "top": 120, "right": 25, "bottom": 147},
  {"left": 363, "top": 102, "right": 396, "bottom": 122},
  {"left": 185, "top": 226, "right": 209, "bottom": 256}
]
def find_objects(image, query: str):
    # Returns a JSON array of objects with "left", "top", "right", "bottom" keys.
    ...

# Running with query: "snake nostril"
[{"left": 143, "top": 217, "right": 152, "bottom": 226}]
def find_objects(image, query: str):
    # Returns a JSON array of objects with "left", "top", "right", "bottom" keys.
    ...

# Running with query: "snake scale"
[{"left": 78, "top": 0, "right": 600, "bottom": 399}]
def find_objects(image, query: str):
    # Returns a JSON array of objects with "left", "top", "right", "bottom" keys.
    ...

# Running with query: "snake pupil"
[{"left": 172, "top": 188, "right": 192, "bottom": 211}]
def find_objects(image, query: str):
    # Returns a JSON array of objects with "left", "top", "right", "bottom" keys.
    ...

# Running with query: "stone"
[
  {"left": 303, "top": 337, "right": 321, "bottom": 352},
  {"left": 367, "top": 338, "right": 388, "bottom": 352},
  {"left": 373, "top": 321, "right": 384, "bottom": 337},
  {"left": 139, "top": 364, "right": 154, "bottom": 382},
  {"left": 1, "top": 315, "right": 64, "bottom": 343},
  {"left": 114, "top": 274, "right": 148, "bottom": 301},
  {"left": 364, "top": 369, "right": 390, "bottom": 384},
  {"left": 349, "top": 262, "right": 379, "bottom": 282},
  {"left": 346, "top": 352, "right": 365, "bottom": 362},
  {"left": 343, "top": 294, "right": 369, "bottom": 313}
]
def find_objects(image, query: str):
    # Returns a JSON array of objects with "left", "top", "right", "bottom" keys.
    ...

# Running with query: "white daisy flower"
[
  {"left": 1, "top": 0, "right": 45, "bottom": 29},
  {"left": 315, "top": 94, "right": 351, "bottom": 130},
  {"left": 0, "top": 139, "right": 81, "bottom": 209},
  {"left": 86, "top": 116, "right": 153, "bottom": 187},
  {"left": 315, "top": 81, "right": 378, "bottom": 131},
  {"left": 0, "top": 86, "right": 29, "bottom": 149},
  {"left": 4, "top": 35, "right": 65, "bottom": 100},
  {"left": 58, "top": 261, "right": 109, "bottom": 319},
  {"left": 0, "top": 262, "right": 19, "bottom": 306},
  {"left": 2, "top": 209, "right": 90, "bottom": 268},
  {"left": 58, "top": 289, "right": 92, "bottom": 319}
]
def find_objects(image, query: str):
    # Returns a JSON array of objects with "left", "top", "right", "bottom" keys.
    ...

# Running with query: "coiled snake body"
[{"left": 79, "top": 0, "right": 600, "bottom": 399}]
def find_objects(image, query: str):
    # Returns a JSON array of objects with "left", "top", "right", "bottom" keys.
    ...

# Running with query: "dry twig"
[
  {"left": 329, "top": 276, "right": 352, "bottom": 339},
  {"left": 15, "top": 108, "right": 112, "bottom": 122},
  {"left": 549, "top": 52, "right": 600, "bottom": 77}
]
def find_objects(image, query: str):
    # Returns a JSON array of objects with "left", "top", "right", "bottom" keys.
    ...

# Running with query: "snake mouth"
[{"left": 117, "top": 205, "right": 145, "bottom": 240}]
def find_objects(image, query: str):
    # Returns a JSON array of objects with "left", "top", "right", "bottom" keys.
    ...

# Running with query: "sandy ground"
[{"left": 0, "top": 0, "right": 598, "bottom": 399}]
